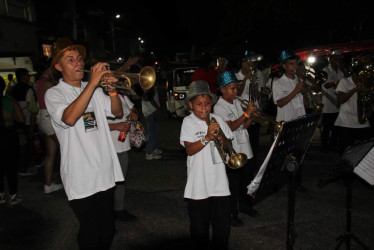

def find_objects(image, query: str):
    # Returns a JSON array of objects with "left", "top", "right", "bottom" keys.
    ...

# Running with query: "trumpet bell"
[
  {"left": 227, "top": 153, "right": 248, "bottom": 170},
  {"left": 139, "top": 66, "right": 156, "bottom": 90}
]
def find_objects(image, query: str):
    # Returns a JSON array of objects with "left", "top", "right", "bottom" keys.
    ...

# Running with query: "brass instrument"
[
  {"left": 235, "top": 96, "right": 282, "bottom": 135},
  {"left": 209, "top": 116, "right": 247, "bottom": 169},
  {"left": 297, "top": 72, "right": 324, "bottom": 112},
  {"left": 353, "top": 61, "right": 374, "bottom": 124},
  {"left": 80, "top": 66, "right": 156, "bottom": 91}
]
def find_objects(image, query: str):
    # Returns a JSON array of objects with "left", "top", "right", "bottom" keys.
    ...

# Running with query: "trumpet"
[
  {"left": 79, "top": 66, "right": 156, "bottom": 91},
  {"left": 297, "top": 73, "right": 324, "bottom": 112},
  {"left": 208, "top": 116, "right": 247, "bottom": 169},
  {"left": 235, "top": 96, "right": 282, "bottom": 134}
]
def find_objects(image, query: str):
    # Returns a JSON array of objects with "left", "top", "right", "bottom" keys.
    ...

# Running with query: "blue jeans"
[{"left": 145, "top": 111, "right": 159, "bottom": 154}]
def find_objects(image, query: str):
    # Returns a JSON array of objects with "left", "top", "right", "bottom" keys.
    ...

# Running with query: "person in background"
[
  {"left": 35, "top": 58, "right": 63, "bottom": 194},
  {"left": 321, "top": 50, "right": 345, "bottom": 152},
  {"left": 180, "top": 80, "right": 230, "bottom": 250},
  {"left": 214, "top": 71, "right": 259, "bottom": 227},
  {"left": 191, "top": 52, "right": 219, "bottom": 94},
  {"left": 107, "top": 93, "right": 139, "bottom": 221},
  {"left": 0, "top": 77, "right": 25, "bottom": 206},
  {"left": 142, "top": 85, "right": 163, "bottom": 160},
  {"left": 334, "top": 61, "right": 373, "bottom": 156},
  {"left": 9, "top": 68, "right": 38, "bottom": 176},
  {"left": 45, "top": 37, "right": 124, "bottom": 249},
  {"left": 6, "top": 74, "right": 16, "bottom": 94}
]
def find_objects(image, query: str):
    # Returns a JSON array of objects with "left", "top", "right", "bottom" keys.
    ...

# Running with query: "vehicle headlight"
[{"left": 174, "top": 93, "right": 186, "bottom": 100}]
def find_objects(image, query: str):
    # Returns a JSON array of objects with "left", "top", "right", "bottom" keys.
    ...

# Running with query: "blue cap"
[
  {"left": 279, "top": 50, "right": 300, "bottom": 65},
  {"left": 217, "top": 71, "right": 239, "bottom": 90}
]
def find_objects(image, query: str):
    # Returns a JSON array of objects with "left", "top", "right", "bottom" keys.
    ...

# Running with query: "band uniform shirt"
[
  {"left": 334, "top": 77, "right": 370, "bottom": 129},
  {"left": 236, "top": 69, "right": 264, "bottom": 109},
  {"left": 322, "top": 65, "right": 344, "bottom": 113},
  {"left": 107, "top": 95, "right": 134, "bottom": 153},
  {"left": 45, "top": 79, "right": 124, "bottom": 200},
  {"left": 213, "top": 97, "right": 254, "bottom": 159},
  {"left": 180, "top": 113, "right": 231, "bottom": 200},
  {"left": 272, "top": 74, "right": 306, "bottom": 122}
]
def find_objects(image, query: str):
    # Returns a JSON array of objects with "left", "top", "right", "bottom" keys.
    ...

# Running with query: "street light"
[{"left": 111, "top": 14, "right": 121, "bottom": 56}]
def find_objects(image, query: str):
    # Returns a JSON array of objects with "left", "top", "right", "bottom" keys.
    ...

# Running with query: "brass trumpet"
[
  {"left": 235, "top": 96, "right": 282, "bottom": 134},
  {"left": 209, "top": 116, "right": 247, "bottom": 169},
  {"left": 79, "top": 66, "right": 156, "bottom": 90}
]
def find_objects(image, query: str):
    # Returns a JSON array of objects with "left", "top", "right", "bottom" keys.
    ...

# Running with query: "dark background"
[{"left": 34, "top": 0, "right": 374, "bottom": 64}]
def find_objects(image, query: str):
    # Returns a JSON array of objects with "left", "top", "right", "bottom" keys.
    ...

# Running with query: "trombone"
[{"left": 79, "top": 66, "right": 156, "bottom": 91}]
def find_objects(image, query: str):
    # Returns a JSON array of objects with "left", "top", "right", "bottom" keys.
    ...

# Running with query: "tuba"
[
  {"left": 209, "top": 117, "right": 247, "bottom": 169},
  {"left": 297, "top": 71, "right": 324, "bottom": 112},
  {"left": 353, "top": 61, "right": 374, "bottom": 124}
]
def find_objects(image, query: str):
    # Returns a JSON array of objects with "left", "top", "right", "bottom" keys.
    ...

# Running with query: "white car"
[{"left": 165, "top": 67, "right": 197, "bottom": 118}]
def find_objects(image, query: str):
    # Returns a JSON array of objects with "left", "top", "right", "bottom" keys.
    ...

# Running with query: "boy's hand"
[{"left": 206, "top": 123, "right": 220, "bottom": 141}]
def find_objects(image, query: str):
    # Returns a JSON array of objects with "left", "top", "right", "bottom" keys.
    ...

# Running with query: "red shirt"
[{"left": 191, "top": 68, "right": 219, "bottom": 94}]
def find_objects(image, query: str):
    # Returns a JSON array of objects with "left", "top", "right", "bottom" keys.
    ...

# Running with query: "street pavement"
[{"left": 1, "top": 103, "right": 374, "bottom": 250}]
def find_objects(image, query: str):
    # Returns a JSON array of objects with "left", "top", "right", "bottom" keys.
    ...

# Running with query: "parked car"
[{"left": 165, "top": 67, "right": 197, "bottom": 118}]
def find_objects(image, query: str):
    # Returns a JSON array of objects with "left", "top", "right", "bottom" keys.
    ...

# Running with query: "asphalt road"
[{"left": 1, "top": 86, "right": 373, "bottom": 250}]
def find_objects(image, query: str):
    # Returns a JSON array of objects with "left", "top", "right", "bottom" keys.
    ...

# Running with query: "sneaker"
[
  {"left": 44, "top": 183, "right": 64, "bottom": 194},
  {"left": 10, "top": 193, "right": 23, "bottom": 205},
  {"left": 0, "top": 193, "right": 5, "bottom": 205},
  {"left": 18, "top": 168, "right": 37, "bottom": 177},
  {"left": 145, "top": 153, "right": 162, "bottom": 160},
  {"left": 153, "top": 148, "right": 163, "bottom": 155}
]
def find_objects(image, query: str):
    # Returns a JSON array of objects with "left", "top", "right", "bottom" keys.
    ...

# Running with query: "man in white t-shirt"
[
  {"left": 215, "top": 71, "right": 259, "bottom": 226},
  {"left": 272, "top": 50, "right": 306, "bottom": 122},
  {"left": 334, "top": 63, "right": 373, "bottom": 156},
  {"left": 321, "top": 50, "right": 345, "bottom": 152},
  {"left": 107, "top": 94, "right": 139, "bottom": 222},
  {"left": 45, "top": 38, "right": 124, "bottom": 249}
]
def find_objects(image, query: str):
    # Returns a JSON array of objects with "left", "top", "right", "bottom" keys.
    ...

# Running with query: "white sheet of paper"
[{"left": 354, "top": 146, "right": 374, "bottom": 186}]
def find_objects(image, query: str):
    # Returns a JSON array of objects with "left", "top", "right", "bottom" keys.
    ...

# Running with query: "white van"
[{"left": 165, "top": 67, "right": 197, "bottom": 118}]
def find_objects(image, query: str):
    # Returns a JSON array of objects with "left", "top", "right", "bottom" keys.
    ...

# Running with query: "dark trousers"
[
  {"left": 336, "top": 126, "right": 373, "bottom": 156},
  {"left": 69, "top": 188, "right": 115, "bottom": 250},
  {"left": 321, "top": 112, "right": 338, "bottom": 149},
  {"left": 187, "top": 196, "right": 230, "bottom": 250},
  {"left": 0, "top": 127, "right": 19, "bottom": 194},
  {"left": 248, "top": 123, "right": 260, "bottom": 171},
  {"left": 226, "top": 158, "right": 256, "bottom": 216}
]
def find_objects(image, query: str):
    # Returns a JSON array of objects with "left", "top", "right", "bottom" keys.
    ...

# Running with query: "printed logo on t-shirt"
[
  {"left": 195, "top": 131, "right": 206, "bottom": 139},
  {"left": 83, "top": 108, "right": 98, "bottom": 132}
]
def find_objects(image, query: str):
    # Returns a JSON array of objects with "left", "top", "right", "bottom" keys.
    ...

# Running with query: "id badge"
[{"left": 83, "top": 107, "right": 98, "bottom": 132}]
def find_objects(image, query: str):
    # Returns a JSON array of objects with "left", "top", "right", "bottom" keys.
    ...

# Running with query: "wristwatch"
[{"left": 200, "top": 136, "right": 209, "bottom": 146}]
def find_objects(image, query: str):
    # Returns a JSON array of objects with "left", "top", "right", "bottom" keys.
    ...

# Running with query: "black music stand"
[
  {"left": 318, "top": 138, "right": 374, "bottom": 250},
  {"left": 248, "top": 112, "right": 322, "bottom": 250}
]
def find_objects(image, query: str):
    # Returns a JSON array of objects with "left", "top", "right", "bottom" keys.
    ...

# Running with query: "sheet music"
[
  {"left": 247, "top": 134, "right": 279, "bottom": 197},
  {"left": 353, "top": 146, "right": 374, "bottom": 185}
]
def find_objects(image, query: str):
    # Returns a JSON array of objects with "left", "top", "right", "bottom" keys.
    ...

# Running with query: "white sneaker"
[
  {"left": 44, "top": 183, "right": 63, "bottom": 194},
  {"left": 0, "top": 192, "right": 5, "bottom": 205},
  {"left": 10, "top": 193, "right": 23, "bottom": 205},
  {"left": 145, "top": 153, "right": 162, "bottom": 160},
  {"left": 153, "top": 148, "right": 163, "bottom": 155}
]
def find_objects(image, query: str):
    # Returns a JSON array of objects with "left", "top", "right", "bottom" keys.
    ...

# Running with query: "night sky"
[{"left": 35, "top": 0, "right": 374, "bottom": 63}]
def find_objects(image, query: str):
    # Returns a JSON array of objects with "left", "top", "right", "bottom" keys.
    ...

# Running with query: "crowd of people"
[{"left": 1, "top": 36, "right": 373, "bottom": 250}]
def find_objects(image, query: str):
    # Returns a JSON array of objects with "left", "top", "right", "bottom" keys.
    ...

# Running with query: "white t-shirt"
[
  {"left": 213, "top": 97, "right": 253, "bottom": 159},
  {"left": 272, "top": 74, "right": 306, "bottom": 122},
  {"left": 180, "top": 113, "right": 231, "bottom": 200},
  {"left": 322, "top": 65, "right": 344, "bottom": 113},
  {"left": 45, "top": 79, "right": 124, "bottom": 200},
  {"left": 334, "top": 77, "right": 370, "bottom": 128},
  {"left": 142, "top": 88, "right": 160, "bottom": 117},
  {"left": 107, "top": 95, "right": 134, "bottom": 153},
  {"left": 236, "top": 69, "right": 264, "bottom": 108}
]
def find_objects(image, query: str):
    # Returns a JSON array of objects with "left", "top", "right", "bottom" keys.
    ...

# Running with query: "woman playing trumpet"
[{"left": 214, "top": 71, "right": 259, "bottom": 227}]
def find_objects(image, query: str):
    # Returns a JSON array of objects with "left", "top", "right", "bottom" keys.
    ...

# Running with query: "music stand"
[
  {"left": 247, "top": 112, "right": 322, "bottom": 250},
  {"left": 318, "top": 138, "right": 374, "bottom": 250}
]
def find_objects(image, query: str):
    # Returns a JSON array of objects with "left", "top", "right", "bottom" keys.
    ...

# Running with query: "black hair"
[{"left": 15, "top": 68, "right": 29, "bottom": 83}]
